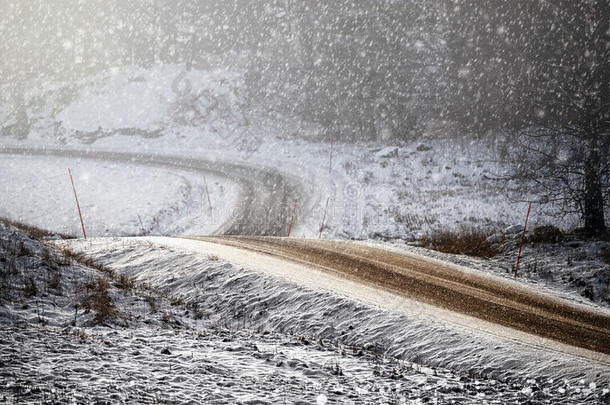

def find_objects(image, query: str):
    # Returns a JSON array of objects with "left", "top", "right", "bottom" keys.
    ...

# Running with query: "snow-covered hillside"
[
  {"left": 56, "top": 65, "right": 244, "bottom": 135},
  {"left": 1, "top": 64, "right": 585, "bottom": 239}
]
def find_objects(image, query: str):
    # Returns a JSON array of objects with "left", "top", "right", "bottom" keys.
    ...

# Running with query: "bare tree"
[{"left": 445, "top": 0, "right": 609, "bottom": 236}]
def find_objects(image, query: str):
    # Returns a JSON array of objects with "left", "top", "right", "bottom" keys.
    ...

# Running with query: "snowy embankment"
[
  {"left": 59, "top": 237, "right": 610, "bottom": 399},
  {"left": 3, "top": 223, "right": 589, "bottom": 404}
]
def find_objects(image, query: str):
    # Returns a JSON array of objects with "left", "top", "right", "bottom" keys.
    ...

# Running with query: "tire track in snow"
[{"left": 195, "top": 235, "right": 610, "bottom": 357}]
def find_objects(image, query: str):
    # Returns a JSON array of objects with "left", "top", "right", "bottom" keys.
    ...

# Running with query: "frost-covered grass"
[{"left": 5, "top": 222, "right": 590, "bottom": 404}]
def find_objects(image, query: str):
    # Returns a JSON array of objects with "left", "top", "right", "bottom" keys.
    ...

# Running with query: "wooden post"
[
  {"left": 68, "top": 168, "right": 87, "bottom": 240},
  {"left": 287, "top": 199, "right": 298, "bottom": 237},
  {"left": 319, "top": 197, "right": 330, "bottom": 239},
  {"left": 514, "top": 201, "right": 533, "bottom": 278}
]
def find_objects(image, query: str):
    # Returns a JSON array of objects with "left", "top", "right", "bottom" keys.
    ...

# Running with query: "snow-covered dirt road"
[
  {"left": 61, "top": 236, "right": 610, "bottom": 393},
  {"left": 196, "top": 236, "right": 610, "bottom": 356}
]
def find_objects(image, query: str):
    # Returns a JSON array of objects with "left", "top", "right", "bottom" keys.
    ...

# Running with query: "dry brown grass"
[
  {"left": 420, "top": 226, "right": 500, "bottom": 257},
  {"left": 81, "top": 276, "right": 116, "bottom": 324},
  {"left": 59, "top": 246, "right": 116, "bottom": 278},
  {"left": 61, "top": 247, "right": 138, "bottom": 291},
  {"left": 114, "top": 273, "right": 136, "bottom": 291},
  {"left": 0, "top": 217, "right": 73, "bottom": 240}
]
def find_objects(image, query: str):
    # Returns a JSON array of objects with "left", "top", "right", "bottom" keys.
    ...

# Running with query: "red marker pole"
[
  {"left": 203, "top": 176, "right": 212, "bottom": 210},
  {"left": 319, "top": 197, "right": 330, "bottom": 239},
  {"left": 287, "top": 199, "right": 298, "bottom": 237},
  {"left": 514, "top": 201, "right": 533, "bottom": 278},
  {"left": 68, "top": 168, "right": 87, "bottom": 240},
  {"left": 329, "top": 138, "right": 334, "bottom": 174},
  {"left": 137, "top": 214, "right": 146, "bottom": 235}
]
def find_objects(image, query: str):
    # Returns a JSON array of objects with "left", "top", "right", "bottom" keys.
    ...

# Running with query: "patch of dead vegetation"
[
  {"left": 114, "top": 273, "right": 136, "bottom": 291},
  {"left": 81, "top": 277, "right": 116, "bottom": 325},
  {"left": 420, "top": 226, "right": 500, "bottom": 258},
  {"left": 58, "top": 246, "right": 116, "bottom": 279},
  {"left": 0, "top": 217, "right": 73, "bottom": 240}
]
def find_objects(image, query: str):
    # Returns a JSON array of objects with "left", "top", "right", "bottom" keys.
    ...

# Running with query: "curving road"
[
  {"left": 0, "top": 147, "right": 305, "bottom": 236},
  {"left": 4, "top": 146, "right": 610, "bottom": 358},
  {"left": 194, "top": 235, "right": 610, "bottom": 357}
]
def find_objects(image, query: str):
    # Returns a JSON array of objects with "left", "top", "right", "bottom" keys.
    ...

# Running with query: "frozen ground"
[
  {"left": 0, "top": 154, "right": 239, "bottom": 237},
  {"left": 5, "top": 223, "right": 602, "bottom": 404}
]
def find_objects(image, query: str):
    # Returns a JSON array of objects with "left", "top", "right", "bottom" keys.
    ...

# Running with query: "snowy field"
[{"left": 0, "top": 154, "right": 239, "bottom": 237}]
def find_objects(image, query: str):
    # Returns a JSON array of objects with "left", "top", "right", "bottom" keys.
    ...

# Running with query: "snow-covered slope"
[
  {"left": 56, "top": 65, "right": 243, "bottom": 134},
  {"left": 5, "top": 223, "right": 596, "bottom": 404},
  {"left": 54, "top": 236, "right": 610, "bottom": 403}
]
